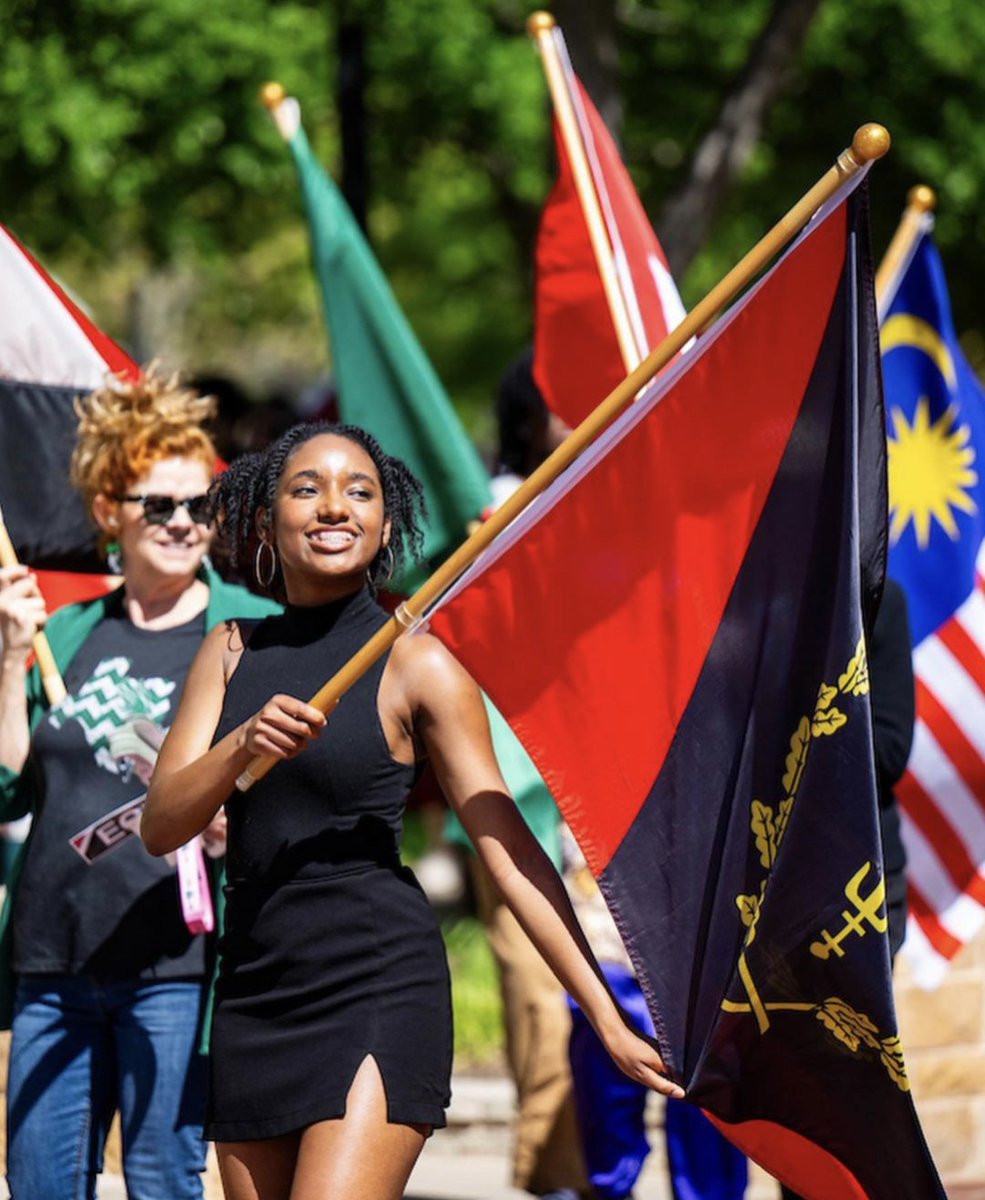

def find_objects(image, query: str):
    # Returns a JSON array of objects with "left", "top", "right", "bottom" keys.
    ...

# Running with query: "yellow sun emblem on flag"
[{"left": 887, "top": 398, "right": 978, "bottom": 547}]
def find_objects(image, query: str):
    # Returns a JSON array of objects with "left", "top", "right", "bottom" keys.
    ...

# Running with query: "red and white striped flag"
[
  {"left": 532, "top": 29, "right": 685, "bottom": 428},
  {"left": 880, "top": 226, "right": 985, "bottom": 984},
  {"left": 0, "top": 224, "right": 134, "bottom": 605}
]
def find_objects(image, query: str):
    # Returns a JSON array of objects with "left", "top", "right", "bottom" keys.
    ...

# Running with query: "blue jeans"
[{"left": 7, "top": 976, "right": 207, "bottom": 1200}]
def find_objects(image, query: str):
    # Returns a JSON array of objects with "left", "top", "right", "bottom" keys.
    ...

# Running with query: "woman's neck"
[
  {"left": 122, "top": 573, "right": 209, "bottom": 630},
  {"left": 282, "top": 576, "right": 367, "bottom": 609}
]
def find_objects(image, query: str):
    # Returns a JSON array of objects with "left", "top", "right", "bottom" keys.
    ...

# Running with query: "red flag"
[
  {"left": 533, "top": 50, "right": 684, "bottom": 428},
  {"left": 0, "top": 224, "right": 132, "bottom": 602},
  {"left": 425, "top": 179, "right": 944, "bottom": 1197}
]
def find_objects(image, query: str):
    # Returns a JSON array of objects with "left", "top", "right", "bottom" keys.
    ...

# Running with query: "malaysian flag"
[{"left": 879, "top": 224, "right": 985, "bottom": 984}]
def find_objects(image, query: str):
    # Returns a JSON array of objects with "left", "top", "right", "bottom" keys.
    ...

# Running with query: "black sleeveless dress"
[{"left": 205, "top": 589, "right": 453, "bottom": 1141}]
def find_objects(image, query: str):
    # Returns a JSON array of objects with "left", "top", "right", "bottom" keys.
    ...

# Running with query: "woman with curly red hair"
[{"left": 0, "top": 367, "right": 277, "bottom": 1199}]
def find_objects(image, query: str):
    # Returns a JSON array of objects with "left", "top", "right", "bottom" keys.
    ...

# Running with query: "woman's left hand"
[{"left": 601, "top": 1019, "right": 685, "bottom": 1099}]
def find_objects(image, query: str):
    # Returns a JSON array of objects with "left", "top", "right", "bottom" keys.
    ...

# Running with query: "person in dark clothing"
[{"left": 868, "top": 576, "right": 915, "bottom": 959}]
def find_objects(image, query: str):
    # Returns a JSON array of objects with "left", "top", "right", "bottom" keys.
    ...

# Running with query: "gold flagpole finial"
[
  {"left": 526, "top": 11, "right": 556, "bottom": 37},
  {"left": 260, "top": 81, "right": 286, "bottom": 111},
  {"left": 850, "top": 123, "right": 891, "bottom": 165},
  {"left": 875, "top": 175, "right": 934, "bottom": 314},
  {"left": 908, "top": 184, "right": 937, "bottom": 213}
]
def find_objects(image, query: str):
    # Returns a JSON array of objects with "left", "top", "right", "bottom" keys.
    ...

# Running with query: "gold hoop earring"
[{"left": 255, "top": 540, "right": 277, "bottom": 589}]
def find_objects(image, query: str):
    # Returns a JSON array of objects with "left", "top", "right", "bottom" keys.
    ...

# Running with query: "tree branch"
[{"left": 656, "top": 0, "right": 826, "bottom": 277}]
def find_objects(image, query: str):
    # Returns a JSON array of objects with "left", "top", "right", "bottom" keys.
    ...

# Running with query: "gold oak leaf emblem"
[
  {"left": 879, "top": 1036, "right": 910, "bottom": 1092},
  {"left": 775, "top": 797, "right": 793, "bottom": 847},
  {"left": 751, "top": 801, "right": 778, "bottom": 868},
  {"left": 736, "top": 886, "right": 765, "bottom": 946},
  {"left": 816, "top": 998, "right": 880, "bottom": 1052},
  {"left": 782, "top": 717, "right": 811, "bottom": 796},
  {"left": 812, "top": 707, "right": 847, "bottom": 736},
  {"left": 812, "top": 681, "right": 847, "bottom": 736},
  {"left": 838, "top": 638, "right": 870, "bottom": 697}
]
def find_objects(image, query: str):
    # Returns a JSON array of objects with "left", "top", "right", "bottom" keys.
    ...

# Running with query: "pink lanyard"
[{"left": 175, "top": 838, "right": 215, "bottom": 935}]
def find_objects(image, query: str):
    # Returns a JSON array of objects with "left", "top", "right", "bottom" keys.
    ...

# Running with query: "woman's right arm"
[
  {"left": 0, "top": 566, "right": 48, "bottom": 776},
  {"left": 141, "top": 622, "right": 326, "bottom": 856}
]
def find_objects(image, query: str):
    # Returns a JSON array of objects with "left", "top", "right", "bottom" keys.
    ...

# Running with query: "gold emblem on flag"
[{"left": 721, "top": 637, "right": 908, "bottom": 1092}]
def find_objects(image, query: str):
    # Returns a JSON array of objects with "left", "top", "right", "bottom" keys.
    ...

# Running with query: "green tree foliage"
[{"left": 2, "top": 0, "right": 984, "bottom": 438}]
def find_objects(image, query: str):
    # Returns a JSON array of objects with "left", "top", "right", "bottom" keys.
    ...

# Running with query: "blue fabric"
[
  {"left": 665, "top": 1099, "right": 747, "bottom": 1200},
  {"left": 7, "top": 976, "right": 207, "bottom": 1199},
  {"left": 568, "top": 965, "right": 654, "bottom": 1199},
  {"left": 569, "top": 964, "right": 747, "bottom": 1200},
  {"left": 882, "top": 234, "right": 985, "bottom": 645}
]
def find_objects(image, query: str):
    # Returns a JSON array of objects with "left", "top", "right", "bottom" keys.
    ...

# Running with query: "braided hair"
[{"left": 209, "top": 422, "right": 427, "bottom": 597}]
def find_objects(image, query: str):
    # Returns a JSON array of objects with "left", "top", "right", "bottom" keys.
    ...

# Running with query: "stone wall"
[{"left": 896, "top": 923, "right": 985, "bottom": 1192}]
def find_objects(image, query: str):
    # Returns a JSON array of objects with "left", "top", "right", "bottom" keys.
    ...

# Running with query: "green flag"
[{"left": 287, "top": 124, "right": 492, "bottom": 585}]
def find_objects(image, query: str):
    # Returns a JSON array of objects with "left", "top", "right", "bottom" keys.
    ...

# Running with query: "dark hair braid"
[{"left": 209, "top": 422, "right": 427, "bottom": 596}]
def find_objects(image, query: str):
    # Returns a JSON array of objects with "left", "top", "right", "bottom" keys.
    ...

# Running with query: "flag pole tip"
[
  {"left": 260, "top": 81, "right": 286, "bottom": 110},
  {"left": 908, "top": 184, "right": 937, "bottom": 213},
  {"left": 527, "top": 11, "right": 556, "bottom": 36},
  {"left": 852, "top": 123, "right": 891, "bottom": 163}
]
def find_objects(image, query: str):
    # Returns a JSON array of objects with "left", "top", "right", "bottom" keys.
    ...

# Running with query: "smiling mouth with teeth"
[{"left": 309, "top": 530, "right": 356, "bottom": 549}]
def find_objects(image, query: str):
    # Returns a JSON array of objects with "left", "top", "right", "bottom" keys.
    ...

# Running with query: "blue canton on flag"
[{"left": 882, "top": 232, "right": 985, "bottom": 980}]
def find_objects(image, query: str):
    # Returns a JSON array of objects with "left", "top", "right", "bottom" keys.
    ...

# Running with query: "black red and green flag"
[{"left": 425, "top": 179, "right": 945, "bottom": 1197}]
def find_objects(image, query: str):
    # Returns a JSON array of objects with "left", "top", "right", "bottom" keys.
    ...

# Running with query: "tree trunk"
[
  {"left": 656, "top": 0, "right": 826, "bottom": 277},
  {"left": 338, "top": 19, "right": 370, "bottom": 237}
]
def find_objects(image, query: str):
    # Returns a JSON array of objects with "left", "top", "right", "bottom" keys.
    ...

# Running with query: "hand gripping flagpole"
[
  {"left": 874, "top": 183, "right": 936, "bottom": 319},
  {"left": 0, "top": 506, "right": 67, "bottom": 707},
  {"left": 527, "top": 11, "right": 640, "bottom": 373},
  {"left": 235, "top": 121, "right": 891, "bottom": 792}
]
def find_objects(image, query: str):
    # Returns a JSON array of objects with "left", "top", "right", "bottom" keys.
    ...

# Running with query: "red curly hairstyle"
[{"left": 70, "top": 364, "right": 217, "bottom": 550}]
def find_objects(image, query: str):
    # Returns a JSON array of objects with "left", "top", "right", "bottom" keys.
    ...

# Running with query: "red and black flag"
[
  {"left": 425, "top": 180, "right": 944, "bottom": 1197},
  {"left": 0, "top": 223, "right": 136, "bottom": 582}
]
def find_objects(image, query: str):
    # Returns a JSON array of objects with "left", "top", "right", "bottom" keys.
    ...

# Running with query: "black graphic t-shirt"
[{"left": 13, "top": 600, "right": 207, "bottom": 981}]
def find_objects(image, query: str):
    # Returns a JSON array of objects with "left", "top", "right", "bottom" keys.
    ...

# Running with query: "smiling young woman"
[
  {"left": 0, "top": 367, "right": 278, "bottom": 1199},
  {"left": 142, "top": 421, "right": 682, "bottom": 1200}
]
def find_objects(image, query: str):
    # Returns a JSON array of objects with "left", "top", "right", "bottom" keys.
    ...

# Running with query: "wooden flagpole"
[
  {"left": 874, "top": 184, "right": 936, "bottom": 318},
  {"left": 235, "top": 122, "right": 890, "bottom": 791},
  {"left": 0, "top": 507, "right": 66, "bottom": 707},
  {"left": 527, "top": 11, "right": 640, "bottom": 372}
]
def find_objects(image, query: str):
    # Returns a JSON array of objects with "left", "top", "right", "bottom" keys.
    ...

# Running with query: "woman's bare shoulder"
[{"left": 389, "top": 631, "right": 477, "bottom": 704}]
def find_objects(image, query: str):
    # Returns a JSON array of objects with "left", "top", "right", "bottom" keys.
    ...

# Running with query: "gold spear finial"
[
  {"left": 260, "top": 81, "right": 286, "bottom": 111},
  {"left": 527, "top": 11, "right": 556, "bottom": 37},
  {"left": 907, "top": 184, "right": 937, "bottom": 213}
]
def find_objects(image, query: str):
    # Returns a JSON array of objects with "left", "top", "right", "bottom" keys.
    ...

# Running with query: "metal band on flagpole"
[
  {"left": 235, "top": 122, "right": 891, "bottom": 791},
  {"left": 528, "top": 12, "right": 641, "bottom": 373},
  {"left": 0, "top": 507, "right": 66, "bottom": 707},
  {"left": 875, "top": 184, "right": 936, "bottom": 320}
]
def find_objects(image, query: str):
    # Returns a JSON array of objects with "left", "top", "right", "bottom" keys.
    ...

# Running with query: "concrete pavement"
[{"left": 76, "top": 1075, "right": 780, "bottom": 1200}]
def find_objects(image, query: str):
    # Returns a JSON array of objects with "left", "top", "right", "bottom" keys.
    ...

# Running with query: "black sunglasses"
[{"left": 117, "top": 493, "right": 211, "bottom": 526}]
